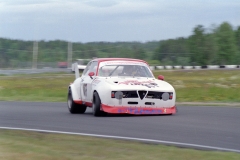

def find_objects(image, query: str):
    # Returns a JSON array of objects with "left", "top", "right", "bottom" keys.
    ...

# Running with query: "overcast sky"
[{"left": 0, "top": 0, "right": 239, "bottom": 42}]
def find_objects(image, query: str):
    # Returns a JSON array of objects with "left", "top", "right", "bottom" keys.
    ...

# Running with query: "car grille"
[
  {"left": 112, "top": 91, "right": 173, "bottom": 100},
  {"left": 146, "top": 91, "right": 164, "bottom": 99},
  {"left": 122, "top": 91, "right": 138, "bottom": 98}
]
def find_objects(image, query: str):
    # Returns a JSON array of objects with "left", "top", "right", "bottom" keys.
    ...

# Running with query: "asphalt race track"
[{"left": 0, "top": 101, "right": 240, "bottom": 153}]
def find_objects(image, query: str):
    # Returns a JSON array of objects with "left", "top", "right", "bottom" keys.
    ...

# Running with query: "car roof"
[{"left": 91, "top": 58, "right": 148, "bottom": 64}]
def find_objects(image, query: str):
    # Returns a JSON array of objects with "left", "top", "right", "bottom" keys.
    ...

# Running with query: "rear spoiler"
[{"left": 74, "top": 63, "right": 79, "bottom": 79}]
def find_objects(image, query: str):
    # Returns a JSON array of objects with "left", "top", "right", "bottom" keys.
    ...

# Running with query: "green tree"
[
  {"left": 235, "top": 26, "right": 240, "bottom": 63},
  {"left": 216, "top": 22, "right": 238, "bottom": 64},
  {"left": 188, "top": 25, "right": 208, "bottom": 65},
  {"left": 204, "top": 33, "right": 218, "bottom": 64},
  {"left": 153, "top": 37, "right": 189, "bottom": 65}
]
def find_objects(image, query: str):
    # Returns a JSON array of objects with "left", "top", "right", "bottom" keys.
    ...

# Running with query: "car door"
[{"left": 80, "top": 61, "right": 98, "bottom": 104}]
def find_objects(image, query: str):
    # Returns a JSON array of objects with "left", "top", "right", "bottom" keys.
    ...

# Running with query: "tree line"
[
  {"left": 0, "top": 39, "right": 158, "bottom": 68},
  {"left": 0, "top": 22, "right": 239, "bottom": 68},
  {"left": 154, "top": 22, "right": 240, "bottom": 65}
]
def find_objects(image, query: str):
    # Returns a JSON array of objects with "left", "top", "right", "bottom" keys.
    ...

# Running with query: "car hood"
[{"left": 103, "top": 77, "right": 174, "bottom": 91}]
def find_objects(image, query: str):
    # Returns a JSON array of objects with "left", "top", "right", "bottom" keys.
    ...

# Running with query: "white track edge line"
[{"left": 0, "top": 126, "right": 240, "bottom": 153}]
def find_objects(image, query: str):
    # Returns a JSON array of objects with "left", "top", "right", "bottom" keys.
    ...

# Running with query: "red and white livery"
[{"left": 67, "top": 58, "right": 177, "bottom": 116}]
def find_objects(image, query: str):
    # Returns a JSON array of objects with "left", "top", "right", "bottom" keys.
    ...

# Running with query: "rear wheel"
[
  {"left": 92, "top": 92, "right": 106, "bottom": 117},
  {"left": 68, "top": 89, "right": 87, "bottom": 114}
]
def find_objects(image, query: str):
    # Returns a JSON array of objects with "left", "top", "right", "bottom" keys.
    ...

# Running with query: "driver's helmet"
[{"left": 123, "top": 65, "right": 135, "bottom": 75}]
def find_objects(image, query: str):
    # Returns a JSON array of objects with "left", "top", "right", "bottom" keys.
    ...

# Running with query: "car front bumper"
[{"left": 101, "top": 104, "right": 177, "bottom": 115}]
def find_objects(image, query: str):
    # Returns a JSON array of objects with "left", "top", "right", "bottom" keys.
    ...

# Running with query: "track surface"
[{"left": 0, "top": 101, "right": 240, "bottom": 152}]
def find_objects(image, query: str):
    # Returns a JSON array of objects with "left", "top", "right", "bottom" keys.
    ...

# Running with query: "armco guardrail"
[
  {"left": 1, "top": 65, "right": 239, "bottom": 75},
  {"left": 151, "top": 65, "right": 240, "bottom": 70},
  {"left": 0, "top": 68, "right": 70, "bottom": 75}
]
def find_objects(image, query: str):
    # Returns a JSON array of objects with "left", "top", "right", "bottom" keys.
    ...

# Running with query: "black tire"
[
  {"left": 67, "top": 89, "right": 87, "bottom": 114},
  {"left": 92, "top": 92, "right": 106, "bottom": 117}
]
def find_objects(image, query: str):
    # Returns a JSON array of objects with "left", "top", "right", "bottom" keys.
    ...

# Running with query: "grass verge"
[
  {"left": 0, "top": 129, "right": 239, "bottom": 160},
  {"left": 0, "top": 70, "right": 240, "bottom": 102},
  {"left": 156, "top": 70, "right": 240, "bottom": 102}
]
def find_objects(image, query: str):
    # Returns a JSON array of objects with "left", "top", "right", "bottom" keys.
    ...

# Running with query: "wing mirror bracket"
[{"left": 88, "top": 72, "right": 95, "bottom": 79}]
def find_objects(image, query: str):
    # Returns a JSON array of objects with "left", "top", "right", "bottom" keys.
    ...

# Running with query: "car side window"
[
  {"left": 83, "top": 61, "right": 98, "bottom": 76},
  {"left": 88, "top": 61, "right": 98, "bottom": 74},
  {"left": 82, "top": 62, "right": 92, "bottom": 76}
]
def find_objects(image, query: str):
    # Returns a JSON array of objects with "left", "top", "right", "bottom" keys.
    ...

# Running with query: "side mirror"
[
  {"left": 88, "top": 72, "right": 95, "bottom": 77},
  {"left": 158, "top": 75, "right": 164, "bottom": 80}
]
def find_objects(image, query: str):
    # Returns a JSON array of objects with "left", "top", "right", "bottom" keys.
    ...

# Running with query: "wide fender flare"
[
  {"left": 92, "top": 82, "right": 112, "bottom": 103},
  {"left": 69, "top": 84, "right": 80, "bottom": 101}
]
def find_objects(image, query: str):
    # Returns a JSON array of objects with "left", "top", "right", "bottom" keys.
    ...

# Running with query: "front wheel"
[
  {"left": 92, "top": 92, "right": 106, "bottom": 117},
  {"left": 68, "top": 89, "right": 87, "bottom": 114}
]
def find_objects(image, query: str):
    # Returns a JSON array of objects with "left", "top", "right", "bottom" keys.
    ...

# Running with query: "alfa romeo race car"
[{"left": 67, "top": 58, "right": 177, "bottom": 116}]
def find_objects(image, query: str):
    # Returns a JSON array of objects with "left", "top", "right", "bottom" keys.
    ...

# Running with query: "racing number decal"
[{"left": 83, "top": 84, "right": 87, "bottom": 97}]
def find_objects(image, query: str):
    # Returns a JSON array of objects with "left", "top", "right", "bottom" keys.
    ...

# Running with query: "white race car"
[{"left": 68, "top": 58, "right": 177, "bottom": 116}]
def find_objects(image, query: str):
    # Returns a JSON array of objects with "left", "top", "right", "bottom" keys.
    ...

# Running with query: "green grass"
[
  {"left": 1, "top": 71, "right": 240, "bottom": 159},
  {"left": 0, "top": 74, "right": 74, "bottom": 102},
  {"left": 0, "top": 130, "right": 239, "bottom": 160},
  {"left": 0, "top": 70, "right": 240, "bottom": 102},
  {"left": 156, "top": 70, "right": 240, "bottom": 102}
]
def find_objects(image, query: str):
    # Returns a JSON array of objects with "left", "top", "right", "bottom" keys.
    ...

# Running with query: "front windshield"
[{"left": 98, "top": 64, "right": 154, "bottom": 78}]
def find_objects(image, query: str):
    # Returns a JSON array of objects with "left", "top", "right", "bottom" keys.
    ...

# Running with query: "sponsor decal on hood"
[{"left": 118, "top": 80, "right": 159, "bottom": 88}]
